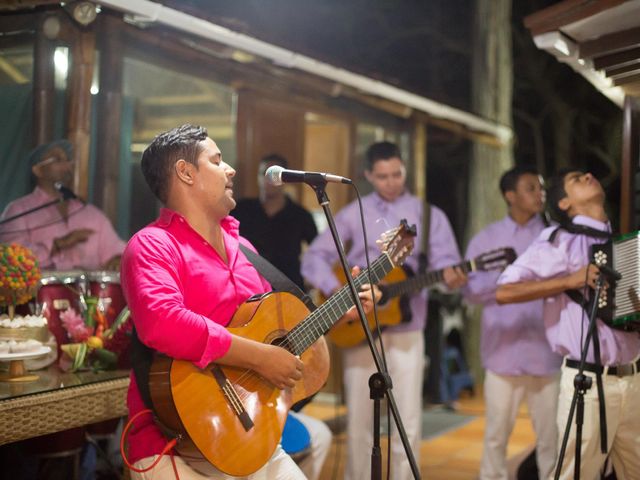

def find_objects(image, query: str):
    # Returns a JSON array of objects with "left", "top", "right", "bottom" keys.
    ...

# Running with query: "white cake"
[
  {"left": 0, "top": 314, "right": 49, "bottom": 342},
  {"left": 0, "top": 338, "right": 42, "bottom": 354}
]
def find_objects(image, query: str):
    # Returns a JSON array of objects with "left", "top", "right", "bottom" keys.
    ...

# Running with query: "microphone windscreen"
[{"left": 264, "top": 165, "right": 284, "bottom": 186}]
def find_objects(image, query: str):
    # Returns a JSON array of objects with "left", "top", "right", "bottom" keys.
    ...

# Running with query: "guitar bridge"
[{"left": 210, "top": 365, "right": 254, "bottom": 432}]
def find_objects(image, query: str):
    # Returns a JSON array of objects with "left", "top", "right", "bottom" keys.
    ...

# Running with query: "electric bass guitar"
[
  {"left": 326, "top": 247, "right": 517, "bottom": 348},
  {"left": 147, "top": 221, "right": 416, "bottom": 477}
]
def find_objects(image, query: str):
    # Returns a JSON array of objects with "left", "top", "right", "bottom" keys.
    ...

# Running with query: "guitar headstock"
[
  {"left": 377, "top": 219, "right": 416, "bottom": 267},
  {"left": 474, "top": 247, "right": 517, "bottom": 272}
]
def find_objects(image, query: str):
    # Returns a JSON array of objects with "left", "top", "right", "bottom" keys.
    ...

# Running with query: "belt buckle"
[{"left": 614, "top": 363, "right": 634, "bottom": 377}]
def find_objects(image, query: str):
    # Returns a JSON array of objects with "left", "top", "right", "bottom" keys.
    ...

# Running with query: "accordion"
[{"left": 591, "top": 231, "right": 640, "bottom": 331}]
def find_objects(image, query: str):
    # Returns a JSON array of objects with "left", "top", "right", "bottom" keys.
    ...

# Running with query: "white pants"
[
  {"left": 288, "top": 411, "right": 332, "bottom": 480},
  {"left": 479, "top": 370, "right": 559, "bottom": 480},
  {"left": 131, "top": 445, "right": 305, "bottom": 480},
  {"left": 553, "top": 362, "right": 640, "bottom": 480},
  {"left": 343, "top": 330, "right": 424, "bottom": 480}
]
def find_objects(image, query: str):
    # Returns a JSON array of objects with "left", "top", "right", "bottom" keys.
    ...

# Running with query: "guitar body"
[
  {"left": 149, "top": 292, "right": 329, "bottom": 477},
  {"left": 326, "top": 266, "right": 409, "bottom": 348}
]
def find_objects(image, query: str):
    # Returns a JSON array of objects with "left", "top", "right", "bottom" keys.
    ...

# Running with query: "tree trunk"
[{"left": 466, "top": 0, "right": 514, "bottom": 384}]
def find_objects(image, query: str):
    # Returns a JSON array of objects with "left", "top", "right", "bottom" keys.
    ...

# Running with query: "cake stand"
[{"left": 0, "top": 346, "right": 51, "bottom": 382}]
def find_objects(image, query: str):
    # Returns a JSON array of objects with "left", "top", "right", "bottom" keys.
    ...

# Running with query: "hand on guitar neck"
[
  {"left": 443, "top": 265, "right": 468, "bottom": 289},
  {"left": 332, "top": 265, "right": 382, "bottom": 327}
]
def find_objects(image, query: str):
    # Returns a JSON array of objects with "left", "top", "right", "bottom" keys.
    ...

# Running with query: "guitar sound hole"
[{"left": 272, "top": 336, "right": 293, "bottom": 352}]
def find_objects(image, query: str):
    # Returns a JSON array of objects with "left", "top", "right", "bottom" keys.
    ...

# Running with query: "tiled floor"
[{"left": 306, "top": 389, "right": 537, "bottom": 479}]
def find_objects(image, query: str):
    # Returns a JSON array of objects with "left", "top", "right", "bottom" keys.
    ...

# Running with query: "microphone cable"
[{"left": 0, "top": 202, "right": 88, "bottom": 235}]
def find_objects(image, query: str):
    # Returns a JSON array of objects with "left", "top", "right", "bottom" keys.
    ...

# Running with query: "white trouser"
[
  {"left": 479, "top": 370, "right": 559, "bottom": 480},
  {"left": 553, "top": 361, "right": 640, "bottom": 480},
  {"left": 288, "top": 411, "right": 332, "bottom": 480},
  {"left": 343, "top": 330, "right": 424, "bottom": 480},
  {"left": 131, "top": 445, "right": 305, "bottom": 480}
]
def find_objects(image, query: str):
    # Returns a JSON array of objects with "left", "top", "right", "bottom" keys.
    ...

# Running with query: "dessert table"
[{"left": 0, "top": 367, "right": 130, "bottom": 445}]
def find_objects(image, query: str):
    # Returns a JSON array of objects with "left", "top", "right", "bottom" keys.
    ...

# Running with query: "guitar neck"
[
  {"left": 287, "top": 254, "right": 394, "bottom": 355},
  {"left": 383, "top": 259, "right": 476, "bottom": 300}
]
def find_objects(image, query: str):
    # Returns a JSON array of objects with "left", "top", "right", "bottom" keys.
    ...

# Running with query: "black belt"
[{"left": 565, "top": 358, "right": 640, "bottom": 377}]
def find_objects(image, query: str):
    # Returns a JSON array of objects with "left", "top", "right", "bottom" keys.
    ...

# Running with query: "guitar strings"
[{"left": 224, "top": 254, "right": 394, "bottom": 403}]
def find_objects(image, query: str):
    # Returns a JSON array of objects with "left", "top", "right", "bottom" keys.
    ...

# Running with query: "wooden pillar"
[
  {"left": 32, "top": 13, "right": 56, "bottom": 146},
  {"left": 66, "top": 28, "right": 96, "bottom": 199},
  {"left": 412, "top": 120, "right": 427, "bottom": 200},
  {"left": 620, "top": 96, "right": 640, "bottom": 234},
  {"left": 466, "top": 0, "right": 514, "bottom": 385},
  {"left": 94, "top": 14, "right": 123, "bottom": 221}
]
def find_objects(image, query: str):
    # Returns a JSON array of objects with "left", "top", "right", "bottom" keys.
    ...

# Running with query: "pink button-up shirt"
[
  {"left": 120, "top": 208, "right": 271, "bottom": 464},
  {"left": 0, "top": 187, "right": 125, "bottom": 270}
]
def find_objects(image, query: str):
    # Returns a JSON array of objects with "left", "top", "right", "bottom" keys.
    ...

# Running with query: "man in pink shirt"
[
  {"left": 0, "top": 139, "right": 125, "bottom": 270},
  {"left": 122, "top": 124, "right": 378, "bottom": 479}
]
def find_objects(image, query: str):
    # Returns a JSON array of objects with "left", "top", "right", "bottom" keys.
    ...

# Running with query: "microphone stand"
[
  {"left": 554, "top": 272, "right": 607, "bottom": 480},
  {"left": 310, "top": 181, "right": 421, "bottom": 480},
  {"left": 0, "top": 185, "right": 76, "bottom": 227},
  {"left": 0, "top": 198, "right": 63, "bottom": 226}
]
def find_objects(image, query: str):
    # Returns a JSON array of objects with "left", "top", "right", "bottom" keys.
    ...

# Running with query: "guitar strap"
[
  {"left": 130, "top": 244, "right": 317, "bottom": 413},
  {"left": 549, "top": 223, "right": 612, "bottom": 455},
  {"left": 239, "top": 244, "right": 318, "bottom": 412},
  {"left": 238, "top": 244, "right": 317, "bottom": 312},
  {"left": 418, "top": 202, "right": 431, "bottom": 274}
]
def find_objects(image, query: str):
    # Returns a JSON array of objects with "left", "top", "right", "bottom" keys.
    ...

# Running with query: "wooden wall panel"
[{"left": 236, "top": 91, "right": 305, "bottom": 200}]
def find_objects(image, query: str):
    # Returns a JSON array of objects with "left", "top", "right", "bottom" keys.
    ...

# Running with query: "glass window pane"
[{"left": 122, "top": 57, "right": 237, "bottom": 235}]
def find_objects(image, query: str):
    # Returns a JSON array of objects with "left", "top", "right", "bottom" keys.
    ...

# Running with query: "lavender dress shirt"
[
  {"left": 301, "top": 191, "right": 461, "bottom": 332},
  {"left": 464, "top": 215, "right": 561, "bottom": 376},
  {"left": 498, "top": 215, "right": 640, "bottom": 365},
  {"left": 0, "top": 187, "right": 125, "bottom": 270}
]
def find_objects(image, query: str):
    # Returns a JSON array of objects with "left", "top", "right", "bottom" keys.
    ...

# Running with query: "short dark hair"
[
  {"left": 260, "top": 153, "right": 288, "bottom": 169},
  {"left": 546, "top": 167, "right": 583, "bottom": 224},
  {"left": 365, "top": 141, "right": 402, "bottom": 170},
  {"left": 141, "top": 124, "right": 208, "bottom": 203},
  {"left": 499, "top": 165, "right": 540, "bottom": 196}
]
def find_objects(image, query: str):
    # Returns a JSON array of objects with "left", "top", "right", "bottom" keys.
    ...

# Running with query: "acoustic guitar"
[
  {"left": 326, "top": 247, "right": 517, "bottom": 348},
  {"left": 147, "top": 221, "right": 416, "bottom": 477}
]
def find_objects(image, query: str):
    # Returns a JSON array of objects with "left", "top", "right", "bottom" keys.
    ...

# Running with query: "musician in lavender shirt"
[
  {"left": 497, "top": 170, "right": 640, "bottom": 479},
  {"left": 464, "top": 166, "right": 561, "bottom": 480},
  {"left": 301, "top": 141, "right": 466, "bottom": 480}
]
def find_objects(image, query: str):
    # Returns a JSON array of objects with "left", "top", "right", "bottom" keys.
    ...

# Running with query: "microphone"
[
  {"left": 265, "top": 165, "right": 352, "bottom": 186},
  {"left": 596, "top": 263, "right": 622, "bottom": 282},
  {"left": 54, "top": 182, "right": 79, "bottom": 201}
]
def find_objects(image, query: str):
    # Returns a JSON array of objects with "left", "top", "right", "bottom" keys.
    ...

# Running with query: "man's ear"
[
  {"left": 558, "top": 196, "right": 571, "bottom": 214},
  {"left": 364, "top": 169, "right": 373, "bottom": 184},
  {"left": 504, "top": 190, "right": 515, "bottom": 207},
  {"left": 174, "top": 159, "right": 194, "bottom": 185},
  {"left": 31, "top": 164, "right": 43, "bottom": 179}
]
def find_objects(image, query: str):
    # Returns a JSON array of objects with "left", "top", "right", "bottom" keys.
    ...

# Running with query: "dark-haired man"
[
  {"left": 232, "top": 154, "right": 317, "bottom": 290},
  {"left": 463, "top": 166, "right": 561, "bottom": 479},
  {"left": 496, "top": 170, "right": 640, "bottom": 479},
  {"left": 302, "top": 141, "right": 466, "bottom": 480},
  {"left": 233, "top": 155, "right": 329, "bottom": 480},
  {"left": 0, "top": 139, "right": 124, "bottom": 270},
  {"left": 121, "top": 125, "right": 378, "bottom": 479}
]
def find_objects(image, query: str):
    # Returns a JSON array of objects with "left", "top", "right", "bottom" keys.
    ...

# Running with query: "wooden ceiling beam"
[
  {"left": 605, "top": 61, "right": 640, "bottom": 77},
  {"left": 613, "top": 72, "right": 640, "bottom": 86},
  {"left": 580, "top": 26, "right": 640, "bottom": 58},
  {"left": 593, "top": 46, "right": 640, "bottom": 69},
  {"left": 524, "top": 0, "right": 628, "bottom": 36},
  {"left": 0, "top": 0, "right": 60, "bottom": 11},
  {"left": 0, "top": 12, "right": 36, "bottom": 33}
]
